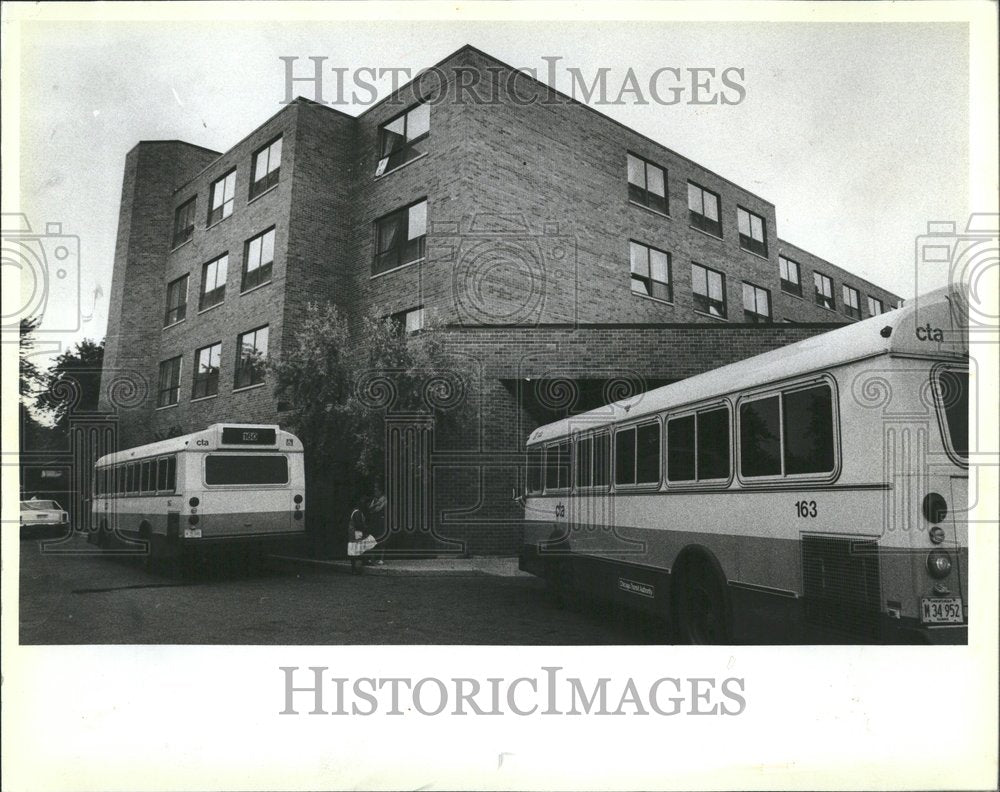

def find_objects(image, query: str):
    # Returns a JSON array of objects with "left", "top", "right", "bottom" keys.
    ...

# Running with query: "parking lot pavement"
[{"left": 19, "top": 534, "right": 666, "bottom": 645}]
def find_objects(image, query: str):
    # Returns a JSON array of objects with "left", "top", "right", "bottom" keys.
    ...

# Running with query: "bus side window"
[
  {"left": 126, "top": 463, "right": 136, "bottom": 494},
  {"left": 166, "top": 455, "right": 177, "bottom": 492},
  {"left": 118, "top": 464, "right": 127, "bottom": 495},
  {"left": 697, "top": 407, "right": 730, "bottom": 481},
  {"left": 140, "top": 461, "right": 151, "bottom": 493},
  {"left": 545, "top": 442, "right": 570, "bottom": 491},
  {"left": 527, "top": 448, "right": 544, "bottom": 494},
  {"left": 667, "top": 415, "right": 696, "bottom": 482},
  {"left": 615, "top": 427, "right": 636, "bottom": 485},
  {"left": 783, "top": 384, "right": 835, "bottom": 475},
  {"left": 592, "top": 433, "right": 610, "bottom": 487},
  {"left": 575, "top": 435, "right": 593, "bottom": 488},
  {"left": 636, "top": 422, "right": 660, "bottom": 484},
  {"left": 740, "top": 396, "right": 781, "bottom": 477},
  {"left": 157, "top": 457, "right": 168, "bottom": 491}
]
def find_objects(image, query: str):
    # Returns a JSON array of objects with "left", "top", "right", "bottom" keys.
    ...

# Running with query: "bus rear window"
[
  {"left": 933, "top": 367, "right": 968, "bottom": 461},
  {"left": 205, "top": 455, "right": 289, "bottom": 485}
]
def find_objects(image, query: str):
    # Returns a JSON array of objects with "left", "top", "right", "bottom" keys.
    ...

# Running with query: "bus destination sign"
[{"left": 221, "top": 427, "right": 277, "bottom": 446}]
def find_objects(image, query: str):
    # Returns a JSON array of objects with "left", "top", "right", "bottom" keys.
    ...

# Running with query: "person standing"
[
  {"left": 367, "top": 480, "right": 387, "bottom": 565},
  {"left": 347, "top": 496, "right": 368, "bottom": 575}
]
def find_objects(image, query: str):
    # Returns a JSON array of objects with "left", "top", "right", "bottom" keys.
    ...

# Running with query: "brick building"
[{"left": 99, "top": 45, "right": 900, "bottom": 555}]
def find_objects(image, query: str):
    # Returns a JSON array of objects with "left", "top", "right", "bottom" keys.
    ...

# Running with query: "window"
[
  {"left": 157, "top": 356, "right": 182, "bottom": 408},
  {"left": 205, "top": 455, "right": 289, "bottom": 486},
  {"left": 117, "top": 465, "right": 126, "bottom": 495},
  {"left": 779, "top": 255, "right": 802, "bottom": 296},
  {"left": 374, "top": 199, "right": 427, "bottom": 275},
  {"left": 250, "top": 136, "right": 282, "bottom": 199},
  {"left": 867, "top": 296, "right": 883, "bottom": 316},
  {"left": 666, "top": 406, "right": 731, "bottom": 483},
  {"left": 814, "top": 272, "right": 835, "bottom": 310},
  {"left": 140, "top": 460, "right": 152, "bottom": 494},
  {"left": 575, "top": 435, "right": 593, "bottom": 488},
  {"left": 544, "top": 441, "right": 571, "bottom": 491},
  {"left": 932, "top": 366, "right": 968, "bottom": 462},
  {"left": 377, "top": 103, "right": 430, "bottom": 175},
  {"left": 164, "top": 275, "right": 188, "bottom": 326},
  {"left": 199, "top": 254, "right": 228, "bottom": 310},
  {"left": 687, "top": 181, "right": 722, "bottom": 237},
  {"left": 243, "top": 228, "right": 275, "bottom": 292},
  {"left": 172, "top": 197, "right": 196, "bottom": 248},
  {"left": 614, "top": 422, "right": 662, "bottom": 485},
  {"left": 156, "top": 455, "right": 176, "bottom": 492},
  {"left": 629, "top": 241, "right": 672, "bottom": 302},
  {"left": 739, "top": 383, "right": 836, "bottom": 479},
  {"left": 193, "top": 342, "right": 222, "bottom": 399},
  {"left": 692, "top": 263, "right": 727, "bottom": 318},
  {"left": 737, "top": 207, "right": 768, "bottom": 256},
  {"left": 742, "top": 282, "right": 771, "bottom": 323},
  {"left": 234, "top": 325, "right": 268, "bottom": 389},
  {"left": 389, "top": 306, "right": 425, "bottom": 335},
  {"left": 842, "top": 285, "right": 861, "bottom": 319},
  {"left": 126, "top": 463, "right": 136, "bottom": 494},
  {"left": 208, "top": 170, "right": 236, "bottom": 226},
  {"left": 527, "top": 447, "right": 544, "bottom": 494},
  {"left": 627, "top": 153, "right": 668, "bottom": 214}
]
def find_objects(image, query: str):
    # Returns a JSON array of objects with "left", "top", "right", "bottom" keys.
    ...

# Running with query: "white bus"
[
  {"left": 91, "top": 424, "right": 306, "bottom": 566},
  {"left": 520, "top": 287, "right": 969, "bottom": 644}
]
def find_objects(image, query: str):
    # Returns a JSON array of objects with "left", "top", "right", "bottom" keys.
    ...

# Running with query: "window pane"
[
  {"left": 593, "top": 434, "right": 610, "bottom": 486},
  {"left": 247, "top": 237, "right": 262, "bottom": 270},
  {"left": 254, "top": 150, "right": 269, "bottom": 182},
  {"left": 751, "top": 215, "right": 763, "bottom": 241},
  {"left": 708, "top": 271, "right": 723, "bottom": 301},
  {"left": 667, "top": 415, "right": 696, "bottom": 482},
  {"left": 636, "top": 423, "right": 660, "bottom": 484},
  {"left": 743, "top": 282, "right": 755, "bottom": 310},
  {"left": 738, "top": 209, "right": 751, "bottom": 236},
  {"left": 740, "top": 397, "right": 781, "bottom": 476},
  {"left": 627, "top": 154, "right": 644, "bottom": 186},
  {"left": 576, "top": 436, "right": 593, "bottom": 488},
  {"left": 544, "top": 445, "right": 560, "bottom": 490},
  {"left": 646, "top": 165, "right": 665, "bottom": 197},
  {"left": 697, "top": 407, "right": 730, "bottom": 480},
  {"left": 205, "top": 455, "right": 288, "bottom": 485},
  {"left": 261, "top": 229, "right": 275, "bottom": 265},
  {"left": 527, "top": 448, "right": 543, "bottom": 493},
  {"left": 703, "top": 192, "right": 719, "bottom": 221},
  {"left": 936, "top": 369, "right": 968, "bottom": 460},
  {"left": 783, "top": 385, "right": 835, "bottom": 475},
  {"left": 692, "top": 264, "right": 707, "bottom": 294},
  {"left": 408, "top": 201, "right": 427, "bottom": 240},
  {"left": 650, "top": 249, "right": 668, "bottom": 283},
  {"left": 377, "top": 212, "right": 404, "bottom": 254},
  {"left": 157, "top": 458, "right": 168, "bottom": 490},
  {"left": 407, "top": 103, "right": 430, "bottom": 139},
  {"left": 629, "top": 241, "right": 648, "bottom": 276},
  {"left": 687, "top": 182, "right": 701, "bottom": 213},
  {"left": 615, "top": 427, "right": 636, "bottom": 485},
  {"left": 269, "top": 137, "right": 282, "bottom": 171}
]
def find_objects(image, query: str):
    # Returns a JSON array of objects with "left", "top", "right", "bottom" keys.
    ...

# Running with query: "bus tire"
[{"left": 671, "top": 552, "right": 732, "bottom": 645}]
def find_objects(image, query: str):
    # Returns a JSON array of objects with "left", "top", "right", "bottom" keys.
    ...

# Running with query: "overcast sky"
[{"left": 6, "top": 10, "right": 979, "bottom": 362}]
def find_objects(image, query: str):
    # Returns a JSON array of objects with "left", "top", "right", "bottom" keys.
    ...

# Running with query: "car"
[{"left": 20, "top": 497, "right": 69, "bottom": 538}]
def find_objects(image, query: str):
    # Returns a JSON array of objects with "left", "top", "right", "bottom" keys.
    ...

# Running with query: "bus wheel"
[{"left": 672, "top": 556, "right": 731, "bottom": 645}]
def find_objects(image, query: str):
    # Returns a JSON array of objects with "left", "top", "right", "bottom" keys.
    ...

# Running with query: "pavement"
[{"left": 269, "top": 553, "right": 530, "bottom": 577}]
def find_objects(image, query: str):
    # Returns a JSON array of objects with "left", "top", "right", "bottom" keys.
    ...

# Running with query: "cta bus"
[
  {"left": 520, "top": 287, "right": 969, "bottom": 644},
  {"left": 91, "top": 424, "right": 305, "bottom": 566}
]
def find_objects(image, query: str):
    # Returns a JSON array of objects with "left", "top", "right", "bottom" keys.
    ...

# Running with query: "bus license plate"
[
  {"left": 921, "top": 597, "right": 963, "bottom": 624},
  {"left": 184, "top": 528, "right": 202, "bottom": 539}
]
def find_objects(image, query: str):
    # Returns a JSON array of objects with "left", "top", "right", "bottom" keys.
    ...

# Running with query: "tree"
[
  {"left": 19, "top": 317, "right": 44, "bottom": 401},
  {"left": 34, "top": 338, "right": 105, "bottom": 430}
]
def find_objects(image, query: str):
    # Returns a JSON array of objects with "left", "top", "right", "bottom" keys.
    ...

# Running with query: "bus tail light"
[
  {"left": 928, "top": 526, "right": 945, "bottom": 544},
  {"left": 922, "top": 492, "right": 947, "bottom": 523},
  {"left": 293, "top": 494, "right": 303, "bottom": 504},
  {"left": 927, "top": 550, "right": 952, "bottom": 579},
  {"left": 189, "top": 496, "right": 200, "bottom": 507}
]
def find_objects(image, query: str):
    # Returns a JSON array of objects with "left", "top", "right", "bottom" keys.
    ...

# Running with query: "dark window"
[
  {"left": 156, "top": 457, "right": 168, "bottom": 491},
  {"left": 814, "top": 272, "right": 835, "bottom": 310},
  {"left": 779, "top": 255, "right": 802, "bottom": 296},
  {"left": 527, "top": 448, "right": 544, "bottom": 494},
  {"left": 630, "top": 241, "right": 672, "bottom": 302},
  {"left": 250, "top": 136, "right": 282, "bottom": 199},
  {"left": 593, "top": 432, "right": 610, "bottom": 487},
  {"left": 207, "top": 170, "right": 236, "bottom": 226},
  {"left": 615, "top": 426, "right": 636, "bottom": 485},
  {"left": 126, "top": 463, "right": 136, "bottom": 494},
  {"left": 205, "top": 455, "right": 288, "bottom": 486},
  {"left": 374, "top": 199, "right": 427, "bottom": 275},
  {"left": 636, "top": 422, "right": 660, "bottom": 484},
  {"left": 842, "top": 285, "right": 861, "bottom": 319},
  {"left": 742, "top": 282, "right": 771, "bottom": 323},
  {"left": 740, "top": 396, "right": 782, "bottom": 477},
  {"left": 389, "top": 306, "right": 425, "bottom": 335},
  {"left": 692, "top": 263, "right": 727, "bottom": 318},
  {"left": 867, "top": 296, "right": 883, "bottom": 316},
  {"left": 193, "top": 342, "right": 222, "bottom": 399},
  {"left": 234, "top": 325, "right": 268, "bottom": 389},
  {"left": 783, "top": 385, "right": 835, "bottom": 475},
  {"left": 166, "top": 456, "right": 176, "bottom": 491},
  {"left": 377, "top": 103, "right": 429, "bottom": 174},
  {"left": 172, "top": 197, "right": 196, "bottom": 248},
  {"left": 575, "top": 435, "right": 593, "bottom": 488},
  {"left": 697, "top": 407, "right": 730, "bottom": 480},
  {"left": 737, "top": 206, "right": 768, "bottom": 257},
  {"left": 157, "top": 356, "right": 182, "bottom": 408},
  {"left": 667, "top": 415, "right": 696, "bottom": 482},
  {"left": 164, "top": 275, "right": 188, "bottom": 326},
  {"left": 141, "top": 461, "right": 152, "bottom": 493},
  {"left": 545, "top": 441, "right": 570, "bottom": 491},
  {"left": 243, "top": 228, "right": 275, "bottom": 291},
  {"left": 627, "top": 153, "right": 668, "bottom": 214},
  {"left": 687, "top": 181, "right": 722, "bottom": 237},
  {"left": 199, "top": 254, "right": 228, "bottom": 310},
  {"left": 117, "top": 464, "right": 126, "bottom": 495},
  {"left": 933, "top": 367, "right": 968, "bottom": 461}
]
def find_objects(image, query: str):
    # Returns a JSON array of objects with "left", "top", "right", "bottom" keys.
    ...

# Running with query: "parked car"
[{"left": 20, "top": 498, "right": 69, "bottom": 538}]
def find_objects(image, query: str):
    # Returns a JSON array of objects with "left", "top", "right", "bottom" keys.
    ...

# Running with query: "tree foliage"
[
  {"left": 35, "top": 338, "right": 105, "bottom": 430},
  {"left": 19, "top": 317, "right": 44, "bottom": 400}
]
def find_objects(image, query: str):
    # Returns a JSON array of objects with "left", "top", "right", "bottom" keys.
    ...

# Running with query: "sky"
[{"left": 2, "top": 6, "right": 982, "bottom": 365}]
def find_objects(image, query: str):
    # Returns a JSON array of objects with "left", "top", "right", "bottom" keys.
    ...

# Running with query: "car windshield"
[
  {"left": 933, "top": 366, "right": 968, "bottom": 462},
  {"left": 22, "top": 500, "right": 60, "bottom": 510}
]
